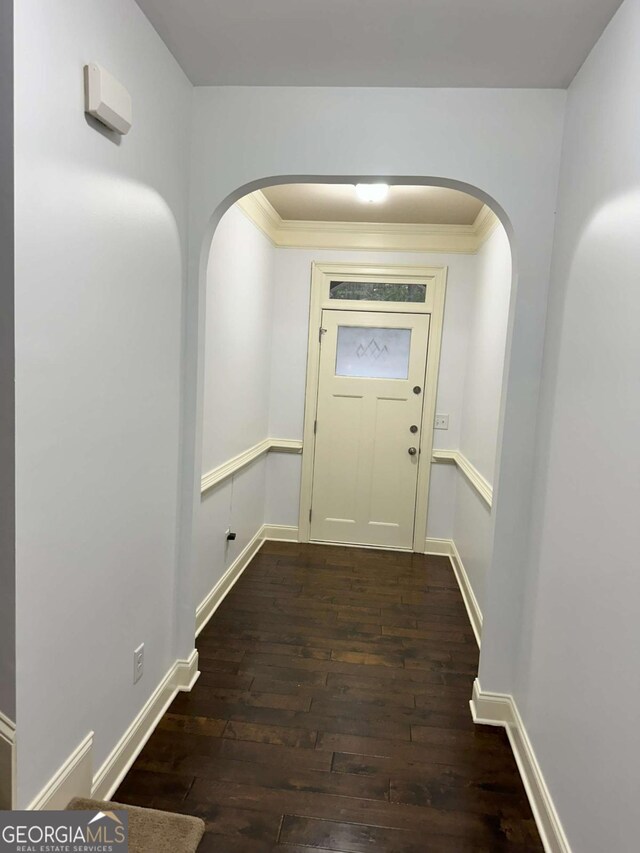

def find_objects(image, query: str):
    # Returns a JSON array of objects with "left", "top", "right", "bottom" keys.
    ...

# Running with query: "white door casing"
[
  {"left": 310, "top": 310, "right": 430, "bottom": 549},
  {"left": 299, "top": 263, "right": 447, "bottom": 552}
]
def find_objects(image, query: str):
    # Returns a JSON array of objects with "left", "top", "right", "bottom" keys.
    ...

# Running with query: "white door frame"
[{"left": 298, "top": 262, "right": 448, "bottom": 553}]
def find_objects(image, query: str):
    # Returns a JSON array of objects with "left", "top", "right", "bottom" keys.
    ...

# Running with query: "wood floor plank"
[
  {"left": 278, "top": 814, "right": 442, "bottom": 853},
  {"left": 115, "top": 541, "right": 542, "bottom": 851},
  {"left": 224, "top": 719, "right": 318, "bottom": 749},
  {"left": 217, "top": 736, "right": 334, "bottom": 771},
  {"left": 156, "top": 713, "right": 227, "bottom": 738}
]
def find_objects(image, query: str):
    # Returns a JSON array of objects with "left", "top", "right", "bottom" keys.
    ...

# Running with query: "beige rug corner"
[{"left": 67, "top": 797, "right": 205, "bottom": 853}]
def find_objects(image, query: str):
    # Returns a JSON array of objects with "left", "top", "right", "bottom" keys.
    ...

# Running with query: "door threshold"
[{"left": 309, "top": 538, "right": 415, "bottom": 553}]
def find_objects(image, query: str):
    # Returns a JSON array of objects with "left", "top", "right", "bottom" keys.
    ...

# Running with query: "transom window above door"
[
  {"left": 329, "top": 280, "right": 427, "bottom": 303},
  {"left": 315, "top": 263, "right": 439, "bottom": 315}
]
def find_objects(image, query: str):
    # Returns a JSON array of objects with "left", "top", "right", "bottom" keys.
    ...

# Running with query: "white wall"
[
  {"left": 201, "top": 206, "right": 275, "bottom": 472},
  {"left": 453, "top": 224, "right": 512, "bottom": 611},
  {"left": 0, "top": 0, "right": 15, "bottom": 729},
  {"left": 514, "top": 1, "right": 640, "bottom": 849},
  {"left": 460, "top": 225, "right": 512, "bottom": 483},
  {"left": 13, "top": 0, "right": 191, "bottom": 807},
  {"left": 197, "top": 205, "right": 275, "bottom": 608}
]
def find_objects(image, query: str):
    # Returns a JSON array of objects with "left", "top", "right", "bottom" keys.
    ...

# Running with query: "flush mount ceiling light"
[{"left": 355, "top": 183, "right": 389, "bottom": 203}]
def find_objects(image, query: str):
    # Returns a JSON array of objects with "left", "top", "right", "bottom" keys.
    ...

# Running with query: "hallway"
[{"left": 114, "top": 542, "right": 542, "bottom": 851}]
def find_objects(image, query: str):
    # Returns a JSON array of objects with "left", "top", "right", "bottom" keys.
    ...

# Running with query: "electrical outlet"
[
  {"left": 133, "top": 643, "right": 144, "bottom": 684},
  {"left": 435, "top": 414, "right": 449, "bottom": 430}
]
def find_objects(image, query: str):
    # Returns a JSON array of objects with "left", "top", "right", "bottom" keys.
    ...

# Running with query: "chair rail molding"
[
  {"left": 431, "top": 449, "right": 493, "bottom": 508},
  {"left": 470, "top": 680, "right": 571, "bottom": 853},
  {"left": 237, "top": 191, "right": 500, "bottom": 255},
  {"left": 201, "top": 438, "right": 303, "bottom": 494}
]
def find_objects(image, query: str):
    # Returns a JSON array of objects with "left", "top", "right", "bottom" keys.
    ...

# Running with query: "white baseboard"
[
  {"left": 196, "top": 526, "right": 266, "bottom": 637},
  {"left": 425, "top": 537, "right": 482, "bottom": 647},
  {"left": 173, "top": 648, "right": 201, "bottom": 692},
  {"left": 424, "top": 537, "right": 454, "bottom": 557},
  {"left": 470, "top": 679, "right": 571, "bottom": 853},
  {"left": 262, "top": 524, "right": 299, "bottom": 542},
  {"left": 470, "top": 678, "right": 514, "bottom": 725},
  {"left": 449, "top": 540, "right": 482, "bottom": 648},
  {"left": 27, "top": 731, "right": 94, "bottom": 810},
  {"left": 0, "top": 712, "right": 16, "bottom": 809},
  {"left": 91, "top": 649, "right": 199, "bottom": 802}
]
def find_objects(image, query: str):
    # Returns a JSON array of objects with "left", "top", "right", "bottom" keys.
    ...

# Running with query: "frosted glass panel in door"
[{"left": 335, "top": 326, "right": 411, "bottom": 379}]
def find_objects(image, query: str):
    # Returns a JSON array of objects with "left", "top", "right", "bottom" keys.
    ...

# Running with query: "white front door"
[{"left": 310, "top": 309, "right": 431, "bottom": 549}]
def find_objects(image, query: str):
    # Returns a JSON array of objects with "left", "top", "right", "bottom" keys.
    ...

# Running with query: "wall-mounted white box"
[{"left": 84, "top": 63, "right": 132, "bottom": 135}]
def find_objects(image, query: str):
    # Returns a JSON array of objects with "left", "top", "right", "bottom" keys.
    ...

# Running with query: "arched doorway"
[{"left": 181, "top": 176, "right": 516, "bottom": 686}]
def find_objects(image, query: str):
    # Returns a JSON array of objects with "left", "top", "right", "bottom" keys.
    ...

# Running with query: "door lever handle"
[{"left": 408, "top": 447, "right": 417, "bottom": 456}]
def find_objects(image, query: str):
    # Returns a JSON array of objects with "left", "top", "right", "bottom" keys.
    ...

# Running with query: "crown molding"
[
  {"left": 237, "top": 190, "right": 282, "bottom": 240},
  {"left": 236, "top": 191, "right": 500, "bottom": 254},
  {"left": 473, "top": 202, "right": 501, "bottom": 248}
]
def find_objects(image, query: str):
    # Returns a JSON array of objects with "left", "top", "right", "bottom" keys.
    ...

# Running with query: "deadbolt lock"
[
  {"left": 413, "top": 386, "right": 421, "bottom": 395},
  {"left": 410, "top": 425, "right": 418, "bottom": 434}
]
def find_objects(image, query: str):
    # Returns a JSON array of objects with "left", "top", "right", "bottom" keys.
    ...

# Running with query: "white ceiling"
[
  {"left": 135, "top": 0, "right": 621, "bottom": 88},
  {"left": 261, "top": 184, "right": 484, "bottom": 225}
]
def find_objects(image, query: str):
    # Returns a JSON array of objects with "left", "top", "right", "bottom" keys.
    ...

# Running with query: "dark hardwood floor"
[{"left": 115, "top": 541, "right": 543, "bottom": 852}]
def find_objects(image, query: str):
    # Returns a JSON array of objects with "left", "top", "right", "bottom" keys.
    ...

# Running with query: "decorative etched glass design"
[
  {"left": 329, "top": 280, "right": 426, "bottom": 303},
  {"left": 335, "top": 326, "right": 411, "bottom": 379}
]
